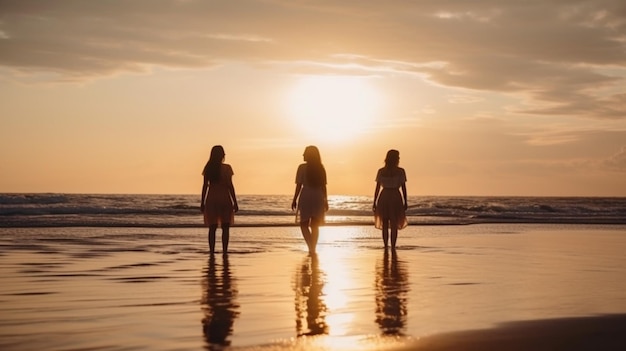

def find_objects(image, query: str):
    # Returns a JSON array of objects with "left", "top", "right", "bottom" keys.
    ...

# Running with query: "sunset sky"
[{"left": 1, "top": 1, "right": 625, "bottom": 196}]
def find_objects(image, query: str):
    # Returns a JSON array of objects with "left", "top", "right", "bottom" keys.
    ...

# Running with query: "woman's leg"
[
  {"left": 390, "top": 224, "right": 398, "bottom": 249},
  {"left": 382, "top": 219, "right": 390, "bottom": 248},
  {"left": 310, "top": 218, "right": 320, "bottom": 254},
  {"left": 208, "top": 224, "right": 218, "bottom": 254},
  {"left": 222, "top": 223, "right": 230, "bottom": 253},
  {"left": 300, "top": 220, "right": 314, "bottom": 253}
]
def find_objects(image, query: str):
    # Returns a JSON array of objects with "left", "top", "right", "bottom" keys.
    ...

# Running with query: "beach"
[{"left": 1, "top": 223, "right": 626, "bottom": 350}]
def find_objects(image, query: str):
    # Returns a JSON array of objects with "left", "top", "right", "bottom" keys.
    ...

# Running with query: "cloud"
[
  {"left": 1, "top": 0, "right": 625, "bottom": 118},
  {"left": 604, "top": 146, "right": 626, "bottom": 171},
  {"left": 523, "top": 131, "right": 584, "bottom": 146},
  {"left": 517, "top": 126, "right": 626, "bottom": 148},
  {"left": 448, "top": 94, "right": 483, "bottom": 104}
]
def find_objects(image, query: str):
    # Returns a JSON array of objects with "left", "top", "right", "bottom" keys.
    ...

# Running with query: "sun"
[{"left": 285, "top": 75, "right": 382, "bottom": 142}]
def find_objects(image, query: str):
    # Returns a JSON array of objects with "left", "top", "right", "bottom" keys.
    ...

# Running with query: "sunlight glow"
[
  {"left": 285, "top": 75, "right": 382, "bottom": 142},
  {"left": 318, "top": 250, "right": 354, "bottom": 336}
]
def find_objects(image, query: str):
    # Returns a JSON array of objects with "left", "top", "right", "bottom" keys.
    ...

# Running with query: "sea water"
[{"left": 2, "top": 193, "right": 625, "bottom": 227}]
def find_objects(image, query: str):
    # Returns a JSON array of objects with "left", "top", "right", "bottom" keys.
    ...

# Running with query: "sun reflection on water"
[{"left": 291, "top": 241, "right": 412, "bottom": 350}]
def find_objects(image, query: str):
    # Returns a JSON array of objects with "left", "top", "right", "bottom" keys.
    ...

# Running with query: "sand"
[
  {"left": 0, "top": 224, "right": 625, "bottom": 350},
  {"left": 408, "top": 314, "right": 626, "bottom": 351}
]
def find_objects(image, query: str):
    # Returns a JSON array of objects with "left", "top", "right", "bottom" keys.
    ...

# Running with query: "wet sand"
[
  {"left": 0, "top": 224, "right": 625, "bottom": 350},
  {"left": 407, "top": 314, "right": 626, "bottom": 351}
]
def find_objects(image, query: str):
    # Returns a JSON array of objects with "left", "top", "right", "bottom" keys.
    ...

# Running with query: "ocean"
[{"left": 1, "top": 193, "right": 625, "bottom": 228}]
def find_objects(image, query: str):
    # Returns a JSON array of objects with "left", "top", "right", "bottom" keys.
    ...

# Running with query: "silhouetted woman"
[
  {"left": 292, "top": 146, "right": 328, "bottom": 254},
  {"left": 373, "top": 149, "right": 408, "bottom": 249},
  {"left": 201, "top": 145, "right": 239, "bottom": 254}
]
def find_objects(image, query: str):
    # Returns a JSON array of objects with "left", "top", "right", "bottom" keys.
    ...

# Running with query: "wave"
[{"left": 1, "top": 193, "right": 625, "bottom": 227}]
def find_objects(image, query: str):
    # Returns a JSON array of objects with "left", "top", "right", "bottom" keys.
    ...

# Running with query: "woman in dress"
[
  {"left": 201, "top": 145, "right": 239, "bottom": 254},
  {"left": 291, "top": 146, "right": 328, "bottom": 254},
  {"left": 372, "top": 149, "right": 408, "bottom": 249}
]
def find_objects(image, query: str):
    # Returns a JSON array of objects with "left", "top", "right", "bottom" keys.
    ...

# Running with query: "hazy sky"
[{"left": 1, "top": 0, "right": 625, "bottom": 196}]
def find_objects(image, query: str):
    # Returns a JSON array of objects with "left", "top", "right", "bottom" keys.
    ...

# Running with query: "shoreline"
[
  {"left": 3, "top": 220, "right": 626, "bottom": 229},
  {"left": 1, "top": 224, "right": 625, "bottom": 350}
]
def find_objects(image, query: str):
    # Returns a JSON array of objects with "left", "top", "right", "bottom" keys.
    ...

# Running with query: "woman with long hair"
[
  {"left": 292, "top": 146, "right": 328, "bottom": 254},
  {"left": 201, "top": 145, "right": 239, "bottom": 254},
  {"left": 373, "top": 149, "right": 408, "bottom": 249}
]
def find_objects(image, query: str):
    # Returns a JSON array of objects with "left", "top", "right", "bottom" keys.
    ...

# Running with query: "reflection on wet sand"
[
  {"left": 201, "top": 254, "right": 240, "bottom": 348},
  {"left": 294, "top": 253, "right": 328, "bottom": 336},
  {"left": 375, "top": 249, "right": 409, "bottom": 335}
]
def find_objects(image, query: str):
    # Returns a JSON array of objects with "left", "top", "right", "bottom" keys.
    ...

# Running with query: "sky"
[{"left": 1, "top": 0, "right": 626, "bottom": 196}]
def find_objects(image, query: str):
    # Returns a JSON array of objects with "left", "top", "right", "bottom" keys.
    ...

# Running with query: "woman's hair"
[
  {"left": 304, "top": 145, "right": 326, "bottom": 187},
  {"left": 202, "top": 145, "right": 225, "bottom": 183},
  {"left": 384, "top": 149, "right": 400, "bottom": 169}
]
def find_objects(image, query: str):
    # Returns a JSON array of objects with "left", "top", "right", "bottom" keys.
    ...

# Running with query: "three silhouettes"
[{"left": 201, "top": 145, "right": 408, "bottom": 254}]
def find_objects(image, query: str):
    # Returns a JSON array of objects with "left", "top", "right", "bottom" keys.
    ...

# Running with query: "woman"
[
  {"left": 201, "top": 145, "right": 239, "bottom": 254},
  {"left": 292, "top": 146, "right": 328, "bottom": 254},
  {"left": 373, "top": 149, "right": 408, "bottom": 249}
]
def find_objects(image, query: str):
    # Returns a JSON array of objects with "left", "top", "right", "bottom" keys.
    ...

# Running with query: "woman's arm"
[
  {"left": 292, "top": 183, "right": 302, "bottom": 211},
  {"left": 200, "top": 175, "right": 208, "bottom": 212},
  {"left": 229, "top": 182, "right": 239, "bottom": 212},
  {"left": 323, "top": 185, "right": 329, "bottom": 211},
  {"left": 401, "top": 168, "right": 408, "bottom": 210},
  {"left": 372, "top": 182, "right": 381, "bottom": 212},
  {"left": 401, "top": 183, "right": 408, "bottom": 211}
]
